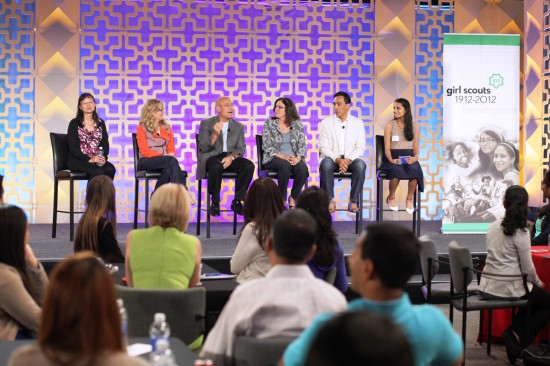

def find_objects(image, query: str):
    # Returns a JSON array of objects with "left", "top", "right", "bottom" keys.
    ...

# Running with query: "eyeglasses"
[
  {"left": 479, "top": 138, "right": 496, "bottom": 144},
  {"left": 80, "top": 101, "right": 95, "bottom": 106}
]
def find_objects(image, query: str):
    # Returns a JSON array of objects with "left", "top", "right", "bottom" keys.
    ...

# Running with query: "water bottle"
[
  {"left": 116, "top": 299, "right": 128, "bottom": 348},
  {"left": 97, "top": 146, "right": 104, "bottom": 166},
  {"left": 149, "top": 312, "right": 171, "bottom": 352},
  {"left": 150, "top": 338, "right": 176, "bottom": 366}
]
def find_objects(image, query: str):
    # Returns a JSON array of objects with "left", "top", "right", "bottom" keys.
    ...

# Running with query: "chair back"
[
  {"left": 255, "top": 134, "right": 265, "bottom": 171},
  {"left": 115, "top": 286, "right": 206, "bottom": 347},
  {"left": 418, "top": 235, "right": 439, "bottom": 282},
  {"left": 131, "top": 133, "right": 140, "bottom": 171},
  {"left": 50, "top": 133, "right": 69, "bottom": 173},
  {"left": 234, "top": 335, "right": 296, "bottom": 366},
  {"left": 448, "top": 240, "right": 474, "bottom": 293},
  {"left": 375, "top": 135, "right": 385, "bottom": 171},
  {"left": 324, "top": 266, "right": 337, "bottom": 285}
]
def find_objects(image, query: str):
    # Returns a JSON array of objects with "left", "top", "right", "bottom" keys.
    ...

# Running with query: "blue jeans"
[{"left": 319, "top": 157, "right": 366, "bottom": 203}]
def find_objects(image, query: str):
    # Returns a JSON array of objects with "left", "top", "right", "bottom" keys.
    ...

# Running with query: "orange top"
[{"left": 136, "top": 124, "right": 176, "bottom": 158}]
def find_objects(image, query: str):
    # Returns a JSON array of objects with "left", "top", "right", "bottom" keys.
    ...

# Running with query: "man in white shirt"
[
  {"left": 318, "top": 91, "right": 366, "bottom": 213},
  {"left": 200, "top": 209, "right": 347, "bottom": 366}
]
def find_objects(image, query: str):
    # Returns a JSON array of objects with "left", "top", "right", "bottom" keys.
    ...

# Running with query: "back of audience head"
[
  {"left": 296, "top": 186, "right": 337, "bottom": 266},
  {"left": 501, "top": 185, "right": 528, "bottom": 237},
  {"left": 352, "top": 223, "right": 419, "bottom": 290},
  {"left": 269, "top": 209, "right": 318, "bottom": 264},
  {"left": 242, "top": 177, "right": 286, "bottom": 249},
  {"left": 0, "top": 205, "right": 31, "bottom": 288},
  {"left": 74, "top": 175, "right": 116, "bottom": 254},
  {"left": 149, "top": 183, "right": 191, "bottom": 232},
  {"left": 304, "top": 311, "right": 414, "bottom": 366},
  {"left": 39, "top": 251, "right": 122, "bottom": 364}
]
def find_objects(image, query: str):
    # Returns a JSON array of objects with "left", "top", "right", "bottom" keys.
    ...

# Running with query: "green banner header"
[
  {"left": 441, "top": 222, "right": 491, "bottom": 234},
  {"left": 444, "top": 34, "right": 520, "bottom": 46}
]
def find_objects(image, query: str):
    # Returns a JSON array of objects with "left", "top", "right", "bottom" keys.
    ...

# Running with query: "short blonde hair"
[
  {"left": 148, "top": 184, "right": 190, "bottom": 232},
  {"left": 139, "top": 99, "right": 169, "bottom": 133}
]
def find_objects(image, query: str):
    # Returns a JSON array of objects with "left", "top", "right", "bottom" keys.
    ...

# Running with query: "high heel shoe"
[
  {"left": 502, "top": 327, "right": 522, "bottom": 365},
  {"left": 405, "top": 199, "right": 414, "bottom": 214},
  {"left": 386, "top": 196, "right": 398, "bottom": 211}
]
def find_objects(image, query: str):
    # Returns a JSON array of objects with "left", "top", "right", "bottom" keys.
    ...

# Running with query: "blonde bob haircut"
[
  {"left": 148, "top": 183, "right": 190, "bottom": 232},
  {"left": 139, "top": 98, "right": 170, "bottom": 133}
]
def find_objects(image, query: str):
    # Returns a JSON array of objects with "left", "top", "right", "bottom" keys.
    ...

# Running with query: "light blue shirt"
[
  {"left": 284, "top": 294, "right": 463, "bottom": 366},
  {"left": 222, "top": 122, "right": 229, "bottom": 152},
  {"left": 279, "top": 132, "right": 294, "bottom": 156}
]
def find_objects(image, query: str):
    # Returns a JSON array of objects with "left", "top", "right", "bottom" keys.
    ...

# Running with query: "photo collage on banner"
[{"left": 442, "top": 34, "right": 520, "bottom": 234}]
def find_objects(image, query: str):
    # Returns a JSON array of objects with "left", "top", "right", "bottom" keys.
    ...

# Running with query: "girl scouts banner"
[{"left": 441, "top": 34, "right": 520, "bottom": 234}]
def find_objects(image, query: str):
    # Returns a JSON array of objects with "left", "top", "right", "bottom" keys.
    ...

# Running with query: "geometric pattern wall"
[{"left": 1, "top": 0, "right": 548, "bottom": 225}]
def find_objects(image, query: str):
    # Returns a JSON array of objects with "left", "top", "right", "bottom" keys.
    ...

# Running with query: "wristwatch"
[{"left": 230, "top": 154, "right": 235, "bottom": 161}]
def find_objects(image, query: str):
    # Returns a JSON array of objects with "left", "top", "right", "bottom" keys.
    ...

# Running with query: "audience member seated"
[
  {"left": 230, "top": 178, "right": 285, "bottom": 283},
  {"left": 295, "top": 187, "right": 348, "bottom": 293},
  {"left": 125, "top": 183, "right": 202, "bottom": 288},
  {"left": 532, "top": 170, "right": 550, "bottom": 245},
  {"left": 200, "top": 209, "right": 347, "bottom": 366},
  {"left": 479, "top": 185, "right": 550, "bottom": 364},
  {"left": 7, "top": 252, "right": 148, "bottom": 366},
  {"left": 304, "top": 311, "right": 414, "bottom": 366},
  {"left": 74, "top": 175, "right": 124, "bottom": 263},
  {"left": 0, "top": 205, "right": 48, "bottom": 340},
  {"left": 283, "top": 222, "right": 463, "bottom": 366}
]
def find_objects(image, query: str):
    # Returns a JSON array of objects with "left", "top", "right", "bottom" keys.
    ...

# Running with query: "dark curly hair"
[
  {"left": 501, "top": 185, "right": 528, "bottom": 236},
  {"left": 394, "top": 98, "right": 414, "bottom": 141},
  {"left": 271, "top": 97, "right": 300, "bottom": 126},
  {"left": 296, "top": 187, "right": 337, "bottom": 267},
  {"left": 538, "top": 170, "right": 550, "bottom": 219}
]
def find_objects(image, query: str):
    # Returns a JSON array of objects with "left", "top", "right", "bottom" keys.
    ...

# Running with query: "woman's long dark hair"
[
  {"left": 394, "top": 98, "right": 413, "bottom": 141},
  {"left": 74, "top": 176, "right": 117, "bottom": 255},
  {"left": 477, "top": 128, "right": 504, "bottom": 169},
  {"left": 0, "top": 205, "right": 33, "bottom": 296},
  {"left": 296, "top": 187, "right": 337, "bottom": 266},
  {"left": 271, "top": 97, "right": 300, "bottom": 126},
  {"left": 538, "top": 170, "right": 550, "bottom": 219},
  {"left": 501, "top": 185, "right": 528, "bottom": 236},
  {"left": 241, "top": 178, "right": 286, "bottom": 249},
  {"left": 75, "top": 93, "right": 100, "bottom": 127}
]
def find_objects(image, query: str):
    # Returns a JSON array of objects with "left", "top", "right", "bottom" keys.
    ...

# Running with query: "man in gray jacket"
[{"left": 197, "top": 97, "right": 254, "bottom": 216}]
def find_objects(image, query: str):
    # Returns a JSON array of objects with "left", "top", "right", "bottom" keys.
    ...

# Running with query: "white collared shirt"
[{"left": 200, "top": 265, "right": 347, "bottom": 366}]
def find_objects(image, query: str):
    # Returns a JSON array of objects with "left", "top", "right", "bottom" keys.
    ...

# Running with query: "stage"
[{"left": 30, "top": 220, "right": 487, "bottom": 260}]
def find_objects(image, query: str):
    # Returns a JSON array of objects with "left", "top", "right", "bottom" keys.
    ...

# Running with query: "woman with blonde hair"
[
  {"left": 125, "top": 183, "right": 202, "bottom": 289},
  {"left": 74, "top": 175, "right": 124, "bottom": 263},
  {"left": 136, "top": 99, "right": 186, "bottom": 190},
  {"left": 7, "top": 252, "right": 148, "bottom": 366}
]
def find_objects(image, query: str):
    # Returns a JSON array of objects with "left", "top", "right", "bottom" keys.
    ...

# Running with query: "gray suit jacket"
[{"left": 197, "top": 115, "right": 247, "bottom": 180}]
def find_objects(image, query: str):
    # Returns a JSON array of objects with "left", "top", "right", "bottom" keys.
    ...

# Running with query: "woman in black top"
[
  {"left": 532, "top": 170, "right": 550, "bottom": 245},
  {"left": 67, "top": 93, "right": 115, "bottom": 180},
  {"left": 74, "top": 175, "right": 124, "bottom": 263}
]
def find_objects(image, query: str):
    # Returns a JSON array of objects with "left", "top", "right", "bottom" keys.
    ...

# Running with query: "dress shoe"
[
  {"left": 348, "top": 201, "right": 359, "bottom": 213},
  {"left": 386, "top": 196, "right": 398, "bottom": 211},
  {"left": 405, "top": 199, "right": 415, "bottom": 214},
  {"left": 210, "top": 202, "right": 220, "bottom": 217},
  {"left": 502, "top": 327, "right": 522, "bottom": 365},
  {"left": 231, "top": 200, "right": 244, "bottom": 215}
]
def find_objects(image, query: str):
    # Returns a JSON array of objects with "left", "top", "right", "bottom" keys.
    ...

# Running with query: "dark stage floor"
[{"left": 30, "top": 220, "right": 487, "bottom": 260}]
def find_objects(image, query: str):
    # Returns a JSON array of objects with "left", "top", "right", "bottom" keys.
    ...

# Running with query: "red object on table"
[{"left": 479, "top": 246, "right": 550, "bottom": 343}]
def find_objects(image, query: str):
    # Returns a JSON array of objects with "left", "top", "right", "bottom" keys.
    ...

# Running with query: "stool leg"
[
  {"left": 134, "top": 179, "right": 139, "bottom": 229},
  {"left": 145, "top": 179, "right": 150, "bottom": 228},
  {"left": 196, "top": 180, "right": 202, "bottom": 236},
  {"left": 206, "top": 183, "right": 211, "bottom": 239},
  {"left": 412, "top": 190, "right": 417, "bottom": 236},
  {"left": 69, "top": 179, "right": 75, "bottom": 242},
  {"left": 52, "top": 179, "right": 59, "bottom": 238}
]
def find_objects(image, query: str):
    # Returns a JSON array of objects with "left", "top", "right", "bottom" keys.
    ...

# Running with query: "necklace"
[{"left": 396, "top": 120, "right": 404, "bottom": 129}]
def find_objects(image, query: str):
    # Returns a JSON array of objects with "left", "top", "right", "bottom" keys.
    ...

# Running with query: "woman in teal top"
[{"left": 125, "top": 183, "right": 202, "bottom": 289}]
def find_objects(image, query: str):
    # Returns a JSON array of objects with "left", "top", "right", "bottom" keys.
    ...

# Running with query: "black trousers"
[
  {"left": 67, "top": 160, "right": 116, "bottom": 181},
  {"left": 263, "top": 157, "right": 308, "bottom": 201},
  {"left": 137, "top": 155, "right": 186, "bottom": 190},
  {"left": 512, "top": 285, "right": 550, "bottom": 345},
  {"left": 205, "top": 153, "right": 254, "bottom": 203}
]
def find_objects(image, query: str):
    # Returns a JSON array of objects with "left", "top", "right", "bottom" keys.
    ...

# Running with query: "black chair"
[
  {"left": 50, "top": 133, "right": 88, "bottom": 241},
  {"left": 132, "top": 133, "right": 184, "bottom": 229},
  {"left": 234, "top": 336, "right": 296, "bottom": 366},
  {"left": 375, "top": 135, "right": 421, "bottom": 236},
  {"left": 448, "top": 241, "right": 531, "bottom": 363},
  {"left": 195, "top": 134, "right": 238, "bottom": 239},
  {"left": 255, "top": 134, "right": 309, "bottom": 195}
]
